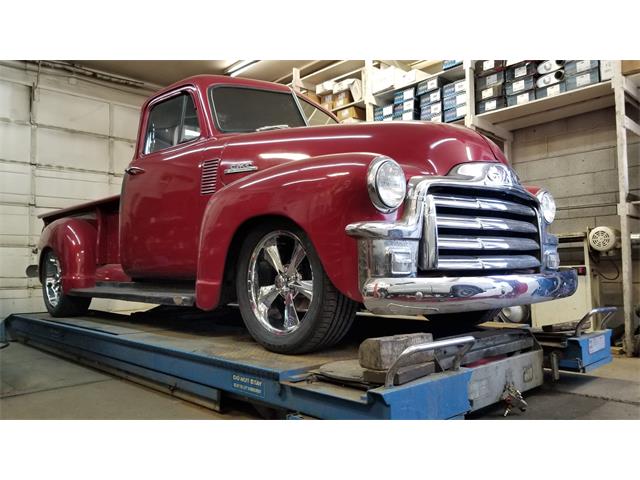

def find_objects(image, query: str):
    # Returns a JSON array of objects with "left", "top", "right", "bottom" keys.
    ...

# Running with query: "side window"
[
  {"left": 299, "top": 97, "right": 338, "bottom": 126},
  {"left": 144, "top": 93, "right": 201, "bottom": 154}
]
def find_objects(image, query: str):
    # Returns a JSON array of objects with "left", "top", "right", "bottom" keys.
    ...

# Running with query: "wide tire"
[
  {"left": 236, "top": 222, "right": 357, "bottom": 354},
  {"left": 41, "top": 249, "right": 91, "bottom": 317}
]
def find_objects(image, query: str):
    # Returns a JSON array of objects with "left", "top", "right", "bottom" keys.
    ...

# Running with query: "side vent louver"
[{"left": 200, "top": 159, "right": 219, "bottom": 195}]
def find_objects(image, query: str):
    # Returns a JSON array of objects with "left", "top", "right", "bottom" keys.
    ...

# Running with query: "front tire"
[
  {"left": 41, "top": 249, "right": 91, "bottom": 317},
  {"left": 235, "top": 223, "right": 357, "bottom": 354}
]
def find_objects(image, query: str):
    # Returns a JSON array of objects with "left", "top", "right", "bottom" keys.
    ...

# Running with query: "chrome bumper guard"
[
  {"left": 346, "top": 163, "right": 577, "bottom": 316},
  {"left": 362, "top": 269, "right": 578, "bottom": 316}
]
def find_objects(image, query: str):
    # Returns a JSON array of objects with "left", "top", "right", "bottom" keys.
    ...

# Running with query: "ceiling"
[{"left": 73, "top": 60, "right": 335, "bottom": 87}]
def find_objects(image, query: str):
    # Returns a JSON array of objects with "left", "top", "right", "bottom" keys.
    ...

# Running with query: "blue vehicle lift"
[
  {"left": 534, "top": 307, "right": 616, "bottom": 380},
  {"left": 0, "top": 307, "right": 614, "bottom": 419}
]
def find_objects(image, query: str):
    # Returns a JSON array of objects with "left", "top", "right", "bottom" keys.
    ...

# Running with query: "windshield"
[{"left": 209, "top": 86, "right": 306, "bottom": 133}]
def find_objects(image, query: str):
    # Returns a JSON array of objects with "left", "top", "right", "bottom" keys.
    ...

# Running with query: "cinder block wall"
[
  {"left": 0, "top": 61, "right": 154, "bottom": 317},
  {"left": 510, "top": 107, "right": 640, "bottom": 305}
]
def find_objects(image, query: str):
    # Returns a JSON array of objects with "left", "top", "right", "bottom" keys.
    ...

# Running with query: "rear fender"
[
  {"left": 195, "top": 152, "right": 399, "bottom": 310},
  {"left": 38, "top": 218, "right": 97, "bottom": 293}
]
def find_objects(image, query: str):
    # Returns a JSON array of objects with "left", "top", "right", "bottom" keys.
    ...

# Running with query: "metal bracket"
[
  {"left": 384, "top": 336, "right": 475, "bottom": 388},
  {"left": 574, "top": 306, "right": 617, "bottom": 337}
]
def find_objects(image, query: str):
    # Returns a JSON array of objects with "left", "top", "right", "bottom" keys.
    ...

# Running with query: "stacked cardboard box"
[
  {"left": 316, "top": 77, "right": 364, "bottom": 118},
  {"left": 564, "top": 60, "right": 600, "bottom": 91},
  {"left": 442, "top": 79, "right": 467, "bottom": 123},
  {"left": 505, "top": 61, "right": 538, "bottom": 107},
  {"left": 374, "top": 104, "right": 394, "bottom": 122},
  {"left": 337, "top": 106, "right": 366, "bottom": 123},
  {"left": 393, "top": 87, "right": 419, "bottom": 120},
  {"left": 418, "top": 84, "right": 442, "bottom": 122},
  {"left": 475, "top": 61, "right": 507, "bottom": 114}
]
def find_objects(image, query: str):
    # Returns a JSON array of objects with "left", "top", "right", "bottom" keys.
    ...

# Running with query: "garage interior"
[{"left": 0, "top": 59, "right": 639, "bottom": 420}]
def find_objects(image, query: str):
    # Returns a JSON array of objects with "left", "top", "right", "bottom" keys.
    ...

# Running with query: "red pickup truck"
[{"left": 32, "top": 74, "right": 577, "bottom": 353}]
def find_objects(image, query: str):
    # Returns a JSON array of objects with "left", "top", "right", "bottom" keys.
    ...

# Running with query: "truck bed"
[{"left": 39, "top": 195, "right": 120, "bottom": 223}]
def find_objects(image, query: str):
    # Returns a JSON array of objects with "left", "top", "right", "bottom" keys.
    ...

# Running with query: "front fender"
[
  {"left": 38, "top": 218, "right": 97, "bottom": 293},
  {"left": 195, "top": 152, "right": 399, "bottom": 310}
]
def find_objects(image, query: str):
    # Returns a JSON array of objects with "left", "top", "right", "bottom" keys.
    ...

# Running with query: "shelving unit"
[
  {"left": 330, "top": 99, "right": 365, "bottom": 113},
  {"left": 476, "top": 81, "right": 614, "bottom": 131},
  {"left": 279, "top": 59, "right": 639, "bottom": 356},
  {"left": 370, "top": 63, "right": 465, "bottom": 105},
  {"left": 290, "top": 60, "right": 365, "bottom": 91}
]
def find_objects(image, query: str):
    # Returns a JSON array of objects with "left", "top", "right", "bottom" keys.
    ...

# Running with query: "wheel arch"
[
  {"left": 216, "top": 214, "right": 303, "bottom": 306},
  {"left": 37, "top": 217, "right": 98, "bottom": 293}
]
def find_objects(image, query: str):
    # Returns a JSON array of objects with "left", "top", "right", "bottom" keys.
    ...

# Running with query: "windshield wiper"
[{"left": 255, "top": 124, "right": 289, "bottom": 132}]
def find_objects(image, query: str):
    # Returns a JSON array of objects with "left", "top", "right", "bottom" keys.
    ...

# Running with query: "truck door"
[{"left": 120, "top": 87, "right": 220, "bottom": 280}]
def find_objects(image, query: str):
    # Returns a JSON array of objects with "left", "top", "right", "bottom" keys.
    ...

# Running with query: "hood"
[{"left": 218, "top": 121, "right": 503, "bottom": 186}]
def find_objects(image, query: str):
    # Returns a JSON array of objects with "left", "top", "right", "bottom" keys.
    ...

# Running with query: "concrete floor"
[
  {"left": 0, "top": 343, "right": 255, "bottom": 419},
  {"left": 1, "top": 341, "right": 638, "bottom": 420}
]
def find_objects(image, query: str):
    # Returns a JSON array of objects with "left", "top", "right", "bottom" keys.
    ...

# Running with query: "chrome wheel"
[
  {"left": 247, "top": 231, "right": 314, "bottom": 335},
  {"left": 44, "top": 251, "right": 62, "bottom": 308}
]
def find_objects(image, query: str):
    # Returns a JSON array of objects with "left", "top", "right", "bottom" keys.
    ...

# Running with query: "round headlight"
[
  {"left": 367, "top": 157, "right": 406, "bottom": 212},
  {"left": 536, "top": 190, "right": 556, "bottom": 223}
]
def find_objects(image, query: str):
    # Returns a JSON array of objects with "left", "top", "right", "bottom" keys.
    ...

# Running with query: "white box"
[
  {"left": 372, "top": 67, "right": 402, "bottom": 93},
  {"left": 315, "top": 80, "right": 335, "bottom": 96},
  {"left": 600, "top": 60, "right": 615, "bottom": 81},
  {"left": 332, "top": 78, "right": 363, "bottom": 102},
  {"left": 394, "top": 69, "right": 428, "bottom": 89}
]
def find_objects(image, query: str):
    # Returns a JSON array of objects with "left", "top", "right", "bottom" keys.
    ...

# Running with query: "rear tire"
[
  {"left": 236, "top": 222, "right": 357, "bottom": 354},
  {"left": 41, "top": 249, "right": 91, "bottom": 317}
]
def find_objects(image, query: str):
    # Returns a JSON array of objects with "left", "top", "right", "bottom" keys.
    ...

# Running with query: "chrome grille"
[
  {"left": 200, "top": 159, "right": 219, "bottom": 195},
  {"left": 427, "top": 188, "right": 541, "bottom": 272}
]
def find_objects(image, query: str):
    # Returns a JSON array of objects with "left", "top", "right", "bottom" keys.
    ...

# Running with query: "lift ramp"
[{"left": 0, "top": 308, "right": 611, "bottom": 419}]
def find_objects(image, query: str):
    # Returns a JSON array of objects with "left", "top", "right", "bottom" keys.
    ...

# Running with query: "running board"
[{"left": 70, "top": 282, "right": 196, "bottom": 306}]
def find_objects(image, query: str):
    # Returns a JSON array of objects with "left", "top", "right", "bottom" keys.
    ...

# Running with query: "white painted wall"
[{"left": 0, "top": 61, "right": 154, "bottom": 318}]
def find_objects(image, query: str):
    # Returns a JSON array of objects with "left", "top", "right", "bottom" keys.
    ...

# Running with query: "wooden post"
[{"left": 613, "top": 61, "right": 637, "bottom": 357}]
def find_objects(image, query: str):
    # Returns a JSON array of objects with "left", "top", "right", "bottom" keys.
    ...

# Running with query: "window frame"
[
  {"left": 140, "top": 87, "right": 203, "bottom": 157},
  {"left": 208, "top": 84, "right": 308, "bottom": 134},
  {"left": 297, "top": 96, "right": 339, "bottom": 126}
]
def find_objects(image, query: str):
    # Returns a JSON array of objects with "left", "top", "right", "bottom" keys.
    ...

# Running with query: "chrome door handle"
[{"left": 125, "top": 166, "right": 145, "bottom": 175}]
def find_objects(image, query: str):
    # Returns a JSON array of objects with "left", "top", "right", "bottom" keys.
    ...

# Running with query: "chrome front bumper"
[
  {"left": 346, "top": 162, "right": 577, "bottom": 316},
  {"left": 361, "top": 269, "right": 578, "bottom": 316}
]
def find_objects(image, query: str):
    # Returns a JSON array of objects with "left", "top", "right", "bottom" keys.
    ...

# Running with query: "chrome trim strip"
[
  {"left": 421, "top": 194, "right": 438, "bottom": 269},
  {"left": 435, "top": 255, "right": 541, "bottom": 271},
  {"left": 437, "top": 235, "right": 540, "bottom": 251},
  {"left": 432, "top": 194, "right": 536, "bottom": 217},
  {"left": 362, "top": 269, "right": 577, "bottom": 316},
  {"left": 436, "top": 214, "right": 538, "bottom": 234},
  {"left": 290, "top": 87, "right": 310, "bottom": 127}
]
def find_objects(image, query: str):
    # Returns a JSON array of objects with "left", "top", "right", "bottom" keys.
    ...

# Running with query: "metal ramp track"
[{"left": 1, "top": 312, "right": 475, "bottom": 419}]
